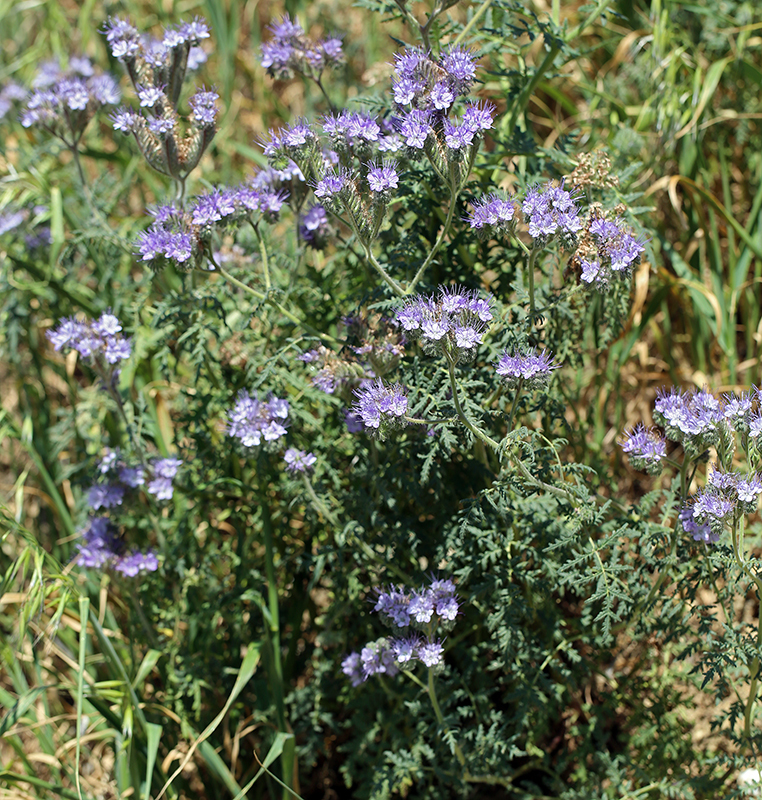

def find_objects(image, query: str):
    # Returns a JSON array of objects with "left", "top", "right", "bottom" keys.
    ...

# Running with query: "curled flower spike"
[
  {"left": 620, "top": 424, "right": 667, "bottom": 476},
  {"left": 227, "top": 391, "right": 289, "bottom": 451},
  {"left": 260, "top": 15, "right": 343, "bottom": 80},
  {"left": 495, "top": 349, "right": 559, "bottom": 390},
  {"left": 467, "top": 193, "right": 517, "bottom": 237},
  {"left": 396, "top": 286, "right": 492, "bottom": 364},
  {"left": 652, "top": 387, "right": 729, "bottom": 457},
  {"left": 577, "top": 214, "right": 646, "bottom": 291},
  {"left": 522, "top": 181, "right": 583, "bottom": 248},
  {"left": 47, "top": 313, "right": 132, "bottom": 366},
  {"left": 352, "top": 380, "right": 408, "bottom": 439}
]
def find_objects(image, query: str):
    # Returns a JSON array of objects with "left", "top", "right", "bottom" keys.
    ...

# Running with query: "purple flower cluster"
[
  {"left": 652, "top": 387, "right": 729, "bottom": 456},
  {"left": 391, "top": 45, "right": 478, "bottom": 113},
  {"left": 495, "top": 349, "right": 560, "bottom": 391},
  {"left": 394, "top": 101, "right": 495, "bottom": 153},
  {"left": 284, "top": 448, "right": 317, "bottom": 473},
  {"left": 323, "top": 111, "right": 381, "bottom": 152},
  {"left": 396, "top": 286, "right": 493, "bottom": 364},
  {"left": 87, "top": 451, "right": 183, "bottom": 509},
  {"left": 579, "top": 216, "right": 646, "bottom": 290},
  {"left": 620, "top": 424, "right": 667, "bottom": 475},
  {"left": 76, "top": 517, "right": 158, "bottom": 577},
  {"left": 522, "top": 181, "right": 583, "bottom": 247},
  {"left": 0, "top": 81, "right": 26, "bottom": 122},
  {"left": 680, "top": 468, "right": 762, "bottom": 541},
  {"left": 47, "top": 313, "right": 131, "bottom": 366},
  {"left": 260, "top": 15, "right": 343, "bottom": 80},
  {"left": 299, "top": 203, "right": 330, "bottom": 248},
  {"left": 352, "top": 380, "right": 408, "bottom": 438},
  {"left": 19, "top": 57, "right": 120, "bottom": 145},
  {"left": 466, "top": 193, "right": 517, "bottom": 237},
  {"left": 341, "top": 577, "right": 458, "bottom": 686},
  {"left": 227, "top": 390, "right": 289, "bottom": 450},
  {"left": 374, "top": 578, "right": 459, "bottom": 629},
  {"left": 136, "top": 184, "right": 287, "bottom": 270},
  {"left": 104, "top": 17, "right": 217, "bottom": 180}
]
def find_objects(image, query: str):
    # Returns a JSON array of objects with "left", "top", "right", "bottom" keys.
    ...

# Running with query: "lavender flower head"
[
  {"left": 620, "top": 424, "right": 667, "bottom": 476},
  {"left": 46, "top": 313, "right": 132, "bottom": 366},
  {"left": 284, "top": 448, "right": 317, "bottom": 473},
  {"left": 679, "top": 506, "right": 718, "bottom": 544},
  {"left": 652, "top": 387, "right": 729, "bottom": 456},
  {"left": 227, "top": 390, "right": 289, "bottom": 451},
  {"left": 260, "top": 15, "right": 343, "bottom": 80},
  {"left": 578, "top": 215, "right": 645, "bottom": 291},
  {"left": 495, "top": 349, "right": 560, "bottom": 391},
  {"left": 396, "top": 286, "right": 493, "bottom": 364},
  {"left": 75, "top": 516, "right": 158, "bottom": 576},
  {"left": 467, "top": 193, "right": 517, "bottom": 238},
  {"left": 20, "top": 59, "right": 120, "bottom": 144},
  {"left": 522, "top": 181, "right": 583, "bottom": 247},
  {"left": 299, "top": 203, "right": 329, "bottom": 248},
  {"left": 147, "top": 457, "right": 183, "bottom": 500},
  {"left": 352, "top": 379, "right": 408, "bottom": 439}
]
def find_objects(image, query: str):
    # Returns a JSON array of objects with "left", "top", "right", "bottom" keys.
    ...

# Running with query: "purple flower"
[
  {"left": 580, "top": 214, "right": 645, "bottom": 290},
  {"left": 314, "top": 171, "right": 345, "bottom": 198},
  {"left": 352, "top": 379, "right": 408, "bottom": 437},
  {"left": 441, "top": 45, "right": 477, "bottom": 89},
  {"left": 653, "top": 387, "right": 727, "bottom": 451},
  {"left": 284, "top": 448, "right": 317, "bottom": 473},
  {"left": 76, "top": 516, "right": 122, "bottom": 568},
  {"left": 467, "top": 193, "right": 516, "bottom": 235},
  {"left": 46, "top": 314, "right": 131, "bottom": 366},
  {"left": 299, "top": 203, "right": 329, "bottom": 248},
  {"left": 396, "top": 286, "right": 492, "bottom": 363},
  {"left": 119, "top": 466, "right": 145, "bottom": 487},
  {"left": 620, "top": 424, "right": 667, "bottom": 475},
  {"left": 367, "top": 163, "right": 398, "bottom": 194},
  {"left": 409, "top": 589, "right": 435, "bottom": 623},
  {"left": 188, "top": 88, "right": 219, "bottom": 126},
  {"left": 341, "top": 652, "right": 364, "bottom": 686},
  {"left": 679, "top": 507, "right": 717, "bottom": 544},
  {"left": 417, "top": 640, "right": 444, "bottom": 667},
  {"left": 496, "top": 349, "right": 560, "bottom": 390},
  {"left": 522, "top": 181, "right": 582, "bottom": 245},
  {"left": 391, "top": 635, "right": 422, "bottom": 664},
  {"left": 360, "top": 639, "right": 399, "bottom": 679},
  {"left": 461, "top": 101, "right": 495, "bottom": 133},
  {"left": 396, "top": 109, "right": 431, "bottom": 149},
  {"left": 344, "top": 410, "right": 365, "bottom": 433},
  {"left": 375, "top": 587, "right": 412, "bottom": 627},
  {"left": 114, "top": 550, "right": 159, "bottom": 576},
  {"left": 227, "top": 390, "right": 289, "bottom": 449},
  {"left": 137, "top": 84, "right": 164, "bottom": 108}
]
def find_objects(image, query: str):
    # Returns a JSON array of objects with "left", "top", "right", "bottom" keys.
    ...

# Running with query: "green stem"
[
  {"left": 526, "top": 247, "right": 539, "bottom": 321},
  {"left": 506, "top": 378, "right": 524, "bottom": 432},
  {"left": 453, "top": 0, "right": 495, "bottom": 45},
  {"left": 361, "top": 244, "right": 406, "bottom": 296},
  {"left": 258, "top": 491, "right": 295, "bottom": 797},
  {"left": 446, "top": 357, "right": 501, "bottom": 450},
  {"left": 406, "top": 185, "right": 459, "bottom": 295},
  {"left": 250, "top": 221, "right": 271, "bottom": 292},
  {"left": 216, "top": 265, "right": 340, "bottom": 346},
  {"left": 427, "top": 668, "right": 466, "bottom": 767},
  {"left": 302, "top": 474, "right": 337, "bottom": 525}
]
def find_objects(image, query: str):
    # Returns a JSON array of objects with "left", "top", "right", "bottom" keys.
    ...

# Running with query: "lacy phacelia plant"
[
  {"left": 260, "top": 15, "right": 343, "bottom": 82},
  {"left": 397, "top": 285, "right": 492, "bottom": 364},
  {"left": 283, "top": 448, "right": 316, "bottom": 473},
  {"left": 105, "top": 17, "right": 217, "bottom": 184},
  {"left": 341, "top": 577, "right": 458, "bottom": 685},
  {"left": 227, "top": 390, "right": 289, "bottom": 451},
  {"left": 19, "top": 58, "right": 120, "bottom": 148}
]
